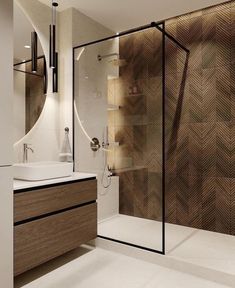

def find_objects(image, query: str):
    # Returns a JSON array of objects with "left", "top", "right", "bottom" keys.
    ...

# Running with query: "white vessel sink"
[{"left": 13, "top": 161, "right": 73, "bottom": 181}]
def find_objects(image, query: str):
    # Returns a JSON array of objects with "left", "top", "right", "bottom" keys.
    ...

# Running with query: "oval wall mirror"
[{"left": 13, "top": 1, "right": 47, "bottom": 143}]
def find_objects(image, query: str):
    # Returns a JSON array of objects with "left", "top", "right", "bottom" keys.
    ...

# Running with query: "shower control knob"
[
  {"left": 102, "top": 142, "right": 109, "bottom": 149},
  {"left": 90, "top": 137, "right": 100, "bottom": 152}
]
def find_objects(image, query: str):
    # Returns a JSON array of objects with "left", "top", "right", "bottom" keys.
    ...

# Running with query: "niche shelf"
[
  {"left": 107, "top": 104, "right": 120, "bottom": 111},
  {"left": 108, "top": 142, "right": 120, "bottom": 147},
  {"left": 126, "top": 93, "right": 144, "bottom": 97},
  {"left": 114, "top": 165, "right": 147, "bottom": 173}
]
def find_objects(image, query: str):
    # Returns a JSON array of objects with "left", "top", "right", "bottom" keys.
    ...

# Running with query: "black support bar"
[
  {"left": 73, "top": 21, "right": 164, "bottom": 50},
  {"left": 152, "top": 21, "right": 190, "bottom": 54},
  {"left": 73, "top": 21, "right": 190, "bottom": 54}
]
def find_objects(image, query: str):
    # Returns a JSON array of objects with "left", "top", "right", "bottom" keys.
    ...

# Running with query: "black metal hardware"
[
  {"left": 72, "top": 21, "right": 190, "bottom": 256},
  {"left": 31, "top": 31, "right": 38, "bottom": 72},
  {"left": 52, "top": 51, "right": 58, "bottom": 92}
]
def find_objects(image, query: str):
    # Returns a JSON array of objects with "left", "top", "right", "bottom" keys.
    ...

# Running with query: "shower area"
[
  {"left": 73, "top": 2, "right": 235, "bottom": 276},
  {"left": 73, "top": 22, "right": 170, "bottom": 254}
]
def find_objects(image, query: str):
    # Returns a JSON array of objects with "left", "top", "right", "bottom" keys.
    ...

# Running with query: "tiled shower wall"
[
  {"left": 107, "top": 28, "right": 163, "bottom": 221},
  {"left": 108, "top": 1, "right": 235, "bottom": 236},
  {"left": 165, "top": 1, "right": 235, "bottom": 235}
]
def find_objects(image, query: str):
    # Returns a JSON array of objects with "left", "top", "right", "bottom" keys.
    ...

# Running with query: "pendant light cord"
[{"left": 52, "top": 0, "right": 58, "bottom": 26}]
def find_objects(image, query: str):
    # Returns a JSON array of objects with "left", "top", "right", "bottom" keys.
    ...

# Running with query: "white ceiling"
[{"left": 38, "top": 0, "right": 227, "bottom": 32}]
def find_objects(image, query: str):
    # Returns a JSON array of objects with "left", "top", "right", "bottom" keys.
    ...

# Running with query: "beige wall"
[
  {"left": 0, "top": 1, "right": 13, "bottom": 166},
  {"left": 58, "top": 8, "right": 73, "bottom": 148},
  {"left": 0, "top": 1, "right": 13, "bottom": 287},
  {"left": 72, "top": 9, "right": 120, "bottom": 219},
  {"left": 73, "top": 8, "right": 116, "bottom": 173}
]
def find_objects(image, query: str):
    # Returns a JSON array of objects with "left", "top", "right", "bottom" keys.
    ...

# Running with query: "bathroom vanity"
[{"left": 14, "top": 173, "right": 97, "bottom": 276}]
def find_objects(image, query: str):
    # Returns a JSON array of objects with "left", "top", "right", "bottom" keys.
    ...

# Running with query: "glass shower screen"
[{"left": 73, "top": 25, "right": 165, "bottom": 254}]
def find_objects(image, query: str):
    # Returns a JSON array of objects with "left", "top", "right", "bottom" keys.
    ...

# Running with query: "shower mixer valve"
[
  {"left": 90, "top": 138, "right": 101, "bottom": 152},
  {"left": 102, "top": 141, "right": 109, "bottom": 149}
]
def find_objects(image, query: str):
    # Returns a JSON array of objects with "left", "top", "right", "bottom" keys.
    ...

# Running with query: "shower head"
[
  {"left": 97, "top": 53, "right": 127, "bottom": 67},
  {"left": 97, "top": 53, "right": 118, "bottom": 61}
]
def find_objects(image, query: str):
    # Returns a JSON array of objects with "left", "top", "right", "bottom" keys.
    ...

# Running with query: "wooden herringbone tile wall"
[
  {"left": 108, "top": 1, "right": 235, "bottom": 236},
  {"left": 165, "top": 1, "right": 235, "bottom": 235},
  {"left": 107, "top": 28, "right": 163, "bottom": 222}
]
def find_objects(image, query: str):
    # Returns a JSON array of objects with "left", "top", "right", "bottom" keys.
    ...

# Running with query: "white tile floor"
[
  {"left": 15, "top": 215, "right": 235, "bottom": 288},
  {"left": 98, "top": 214, "right": 235, "bottom": 276},
  {"left": 15, "top": 247, "right": 231, "bottom": 288}
]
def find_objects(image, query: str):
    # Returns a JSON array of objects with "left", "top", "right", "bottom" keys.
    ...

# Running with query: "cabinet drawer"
[
  {"left": 14, "top": 179, "right": 97, "bottom": 223},
  {"left": 14, "top": 203, "right": 97, "bottom": 276}
]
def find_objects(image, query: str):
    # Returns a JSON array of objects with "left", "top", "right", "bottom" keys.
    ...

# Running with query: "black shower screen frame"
[{"left": 72, "top": 21, "right": 189, "bottom": 255}]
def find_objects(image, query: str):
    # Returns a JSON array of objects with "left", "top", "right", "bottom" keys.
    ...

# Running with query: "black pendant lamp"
[
  {"left": 50, "top": 0, "right": 58, "bottom": 92},
  {"left": 53, "top": 52, "right": 58, "bottom": 92},
  {"left": 31, "top": 31, "right": 38, "bottom": 72}
]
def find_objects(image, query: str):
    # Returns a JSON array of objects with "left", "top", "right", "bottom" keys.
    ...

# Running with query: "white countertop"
[{"left": 14, "top": 172, "right": 97, "bottom": 191}]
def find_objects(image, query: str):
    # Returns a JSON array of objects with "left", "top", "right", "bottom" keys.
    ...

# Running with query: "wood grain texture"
[
  {"left": 14, "top": 203, "right": 97, "bottom": 276},
  {"left": 14, "top": 180, "right": 97, "bottom": 223},
  {"left": 111, "top": 2, "right": 235, "bottom": 236},
  {"left": 164, "top": 3, "right": 235, "bottom": 236}
]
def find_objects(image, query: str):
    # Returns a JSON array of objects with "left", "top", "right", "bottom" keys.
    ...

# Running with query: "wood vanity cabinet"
[{"left": 14, "top": 178, "right": 97, "bottom": 276}]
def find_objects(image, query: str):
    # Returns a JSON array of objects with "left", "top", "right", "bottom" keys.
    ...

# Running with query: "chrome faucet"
[{"left": 23, "top": 143, "right": 34, "bottom": 163}]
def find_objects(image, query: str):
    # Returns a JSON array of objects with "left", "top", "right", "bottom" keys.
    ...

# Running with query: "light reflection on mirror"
[{"left": 13, "top": 1, "right": 47, "bottom": 143}]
